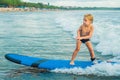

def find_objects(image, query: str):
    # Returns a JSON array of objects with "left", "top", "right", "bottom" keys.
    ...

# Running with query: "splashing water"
[{"left": 52, "top": 62, "right": 120, "bottom": 76}]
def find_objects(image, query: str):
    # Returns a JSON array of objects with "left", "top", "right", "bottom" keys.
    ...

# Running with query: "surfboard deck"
[{"left": 5, "top": 53, "right": 116, "bottom": 70}]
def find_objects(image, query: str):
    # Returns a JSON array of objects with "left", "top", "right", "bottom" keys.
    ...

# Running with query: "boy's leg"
[
  {"left": 85, "top": 41, "right": 95, "bottom": 59},
  {"left": 70, "top": 40, "right": 82, "bottom": 65}
]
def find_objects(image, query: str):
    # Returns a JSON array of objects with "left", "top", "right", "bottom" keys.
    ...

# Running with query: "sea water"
[{"left": 0, "top": 10, "right": 120, "bottom": 80}]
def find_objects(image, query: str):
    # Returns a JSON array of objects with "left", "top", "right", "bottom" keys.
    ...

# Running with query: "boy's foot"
[
  {"left": 91, "top": 58, "right": 98, "bottom": 64},
  {"left": 70, "top": 61, "right": 75, "bottom": 65},
  {"left": 92, "top": 59, "right": 98, "bottom": 64}
]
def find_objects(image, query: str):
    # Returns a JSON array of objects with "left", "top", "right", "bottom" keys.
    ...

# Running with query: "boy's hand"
[
  {"left": 76, "top": 36, "right": 83, "bottom": 40},
  {"left": 76, "top": 36, "right": 81, "bottom": 40}
]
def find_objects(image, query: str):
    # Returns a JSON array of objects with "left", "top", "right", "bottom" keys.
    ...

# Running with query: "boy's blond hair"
[{"left": 84, "top": 14, "right": 94, "bottom": 23}]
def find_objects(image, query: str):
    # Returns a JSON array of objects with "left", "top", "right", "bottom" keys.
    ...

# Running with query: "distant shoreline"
[{"left": 0, "top": 7, "right": 120, "bottom": 12}]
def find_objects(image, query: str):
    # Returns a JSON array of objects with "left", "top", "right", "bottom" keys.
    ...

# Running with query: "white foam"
[
  {"left": 51, "top": 62, "right": 120, "bottom": 76},
  {"left": 94, "top": 23, "right": 120, "bottom": 56},
  {"left": 55, "top": 12, "right": 82, "bottom": 39}
]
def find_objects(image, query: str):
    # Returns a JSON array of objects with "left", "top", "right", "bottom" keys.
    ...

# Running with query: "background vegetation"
[
  {"left": 0, "top": 0, "right": 119, "bottom": 10},
  {"left": 0, "top": 0, "right": 61, "bottom": 9}
]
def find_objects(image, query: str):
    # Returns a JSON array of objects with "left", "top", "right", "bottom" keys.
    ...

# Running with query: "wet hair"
[{"left": 84, "top": 14, "right": 94, "bottom": 23}]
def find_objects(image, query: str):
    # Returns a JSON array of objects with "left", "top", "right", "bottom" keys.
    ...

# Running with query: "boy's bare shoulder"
[
  {"left": 79, "top": 24, "right": 83, "bottom": 29},
  {"left": 90, "top": 25, "right": 94, "bottom": 30}
]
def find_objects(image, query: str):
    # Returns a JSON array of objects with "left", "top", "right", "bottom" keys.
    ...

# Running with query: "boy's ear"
[{"left": 91, "top": 21, "right": 93, "bottom": 23}]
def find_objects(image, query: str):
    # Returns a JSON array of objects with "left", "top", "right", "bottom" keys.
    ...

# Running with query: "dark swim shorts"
[{"left": 80, "top": 39, "right": 90, "bottom": 43}]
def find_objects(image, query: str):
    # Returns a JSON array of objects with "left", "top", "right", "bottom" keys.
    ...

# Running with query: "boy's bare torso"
[{"left": 79, "top": 24, "right": 92, "bottom": 37}]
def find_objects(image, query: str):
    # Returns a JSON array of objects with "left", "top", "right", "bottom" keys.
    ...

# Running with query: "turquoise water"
[{"left": 0, "top": 10, "right": 120, "bottom": 80}]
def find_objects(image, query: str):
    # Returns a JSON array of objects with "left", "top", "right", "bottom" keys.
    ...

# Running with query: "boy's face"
[{"left": 83, "top": 17, "right": 91, "bottom": 26}]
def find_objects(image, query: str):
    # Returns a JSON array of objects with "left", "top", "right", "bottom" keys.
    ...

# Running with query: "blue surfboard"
[{"left": 5, "top": 53, "right": 116, "bottom": 70}]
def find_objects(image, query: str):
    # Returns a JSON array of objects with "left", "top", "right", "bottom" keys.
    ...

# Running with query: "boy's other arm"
[{"left": 76, "top": 26, "right": 81, "bottom": 40}]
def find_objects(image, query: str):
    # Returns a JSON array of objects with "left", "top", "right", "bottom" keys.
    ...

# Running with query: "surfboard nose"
[{"left": 5, "top": 53, "right": 21, "bottom": 64}]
